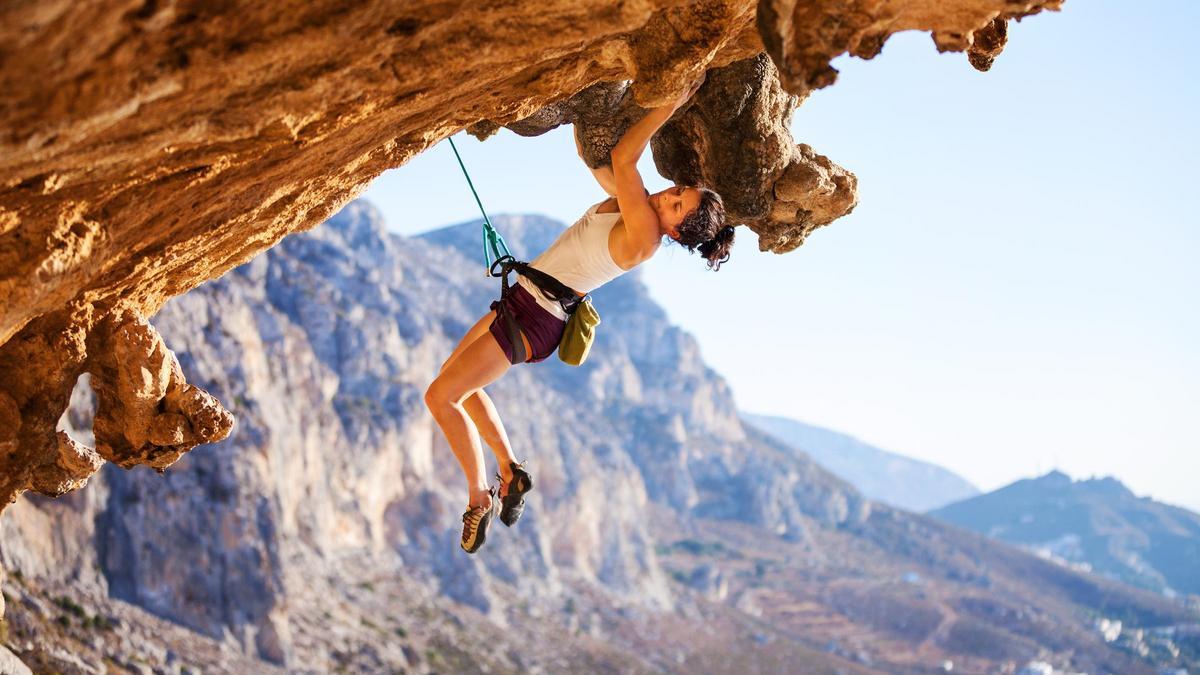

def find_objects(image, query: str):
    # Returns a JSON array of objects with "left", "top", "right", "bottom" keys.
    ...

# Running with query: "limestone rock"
[
  {"left": 476, "top": 54, "right": 858, "bottom": 252},
  {"left": 968, "top": 18, "right": 1010, "bottom": 72},
  {"left": 0, "top": 646, "right": 32, "bottom": 675},
  {"left": 0, "top": 310, "right": 233, "bottom": 511},
  {"left": 757, "top": 0, "right": 1063, "bottom": 97},
  {"left": 92, "top": 314, "right": 237, "bottom": 469},
  {"left": 27, "top": 432, "right": 104, "bottom": 497},
  {"left": 653, "top": 54, "right": 859, "bottom": 252}
]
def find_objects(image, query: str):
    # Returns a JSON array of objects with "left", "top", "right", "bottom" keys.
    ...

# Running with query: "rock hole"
[
  {"left": 128, "top": 0, "right": 157, "bottom": 21},
  {"left": 56, "top": 372, "right": 97, "bottom": 448},
  {"left": 15, "top": 173, "right": 48, "bottom": 190},
  {"left": 386, "top": 18, "right": 420, "bottom": 37}
]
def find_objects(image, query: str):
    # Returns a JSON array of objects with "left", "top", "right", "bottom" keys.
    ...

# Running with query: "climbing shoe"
[
  {"left": 497, "top": 461, "right": 534, "bottom": 527},
  {"left": 460, "top": 486, "right": 499, "bottom": 554}
]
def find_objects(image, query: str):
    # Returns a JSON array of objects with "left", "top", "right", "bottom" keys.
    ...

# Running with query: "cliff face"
[
  {"left": 0, "top": 202, "right": 868, "bottom": 669},
  {"left": 0, "top": 0, "right": 1063, "bottom": 510},
  {"left": 2, "top": 202, "right": 1193, "bottom": 673}
]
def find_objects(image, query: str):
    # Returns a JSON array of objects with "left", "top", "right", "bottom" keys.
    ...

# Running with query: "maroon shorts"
[{"left": 488, "top": 283, "right": 567, "bottom": 364}]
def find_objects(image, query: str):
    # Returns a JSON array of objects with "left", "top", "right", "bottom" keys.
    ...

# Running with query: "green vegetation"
[
  {"left": 88, "top": 614, "right": 115, "bottom": 631},
  {"left": 55, "top": 596, "right": 86, "bottom": 619},
  {"left": 50, "top": 596, "right": 114, "bottom": 632},
  {"left": 358, "top": 581, "right": 375, "bottom": 591},
  {"left": 394, "top": 625, "right": 408, "bottom": 638},
  {"left": 658, "top": 538, "right": 742, "bottom": 559},
  {"left": 336, "top": 394, "right": 383, "bottom": 414},
  {"left": 431, "top": 640, "right": 481, "bottom": 672}
]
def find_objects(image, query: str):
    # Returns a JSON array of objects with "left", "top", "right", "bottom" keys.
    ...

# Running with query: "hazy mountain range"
[
  {"left": 740, "top": 413, "right": 979, "bottom": 512},
  {"left": 931, "top": 470, "right": 1200, "bottom": 598}
]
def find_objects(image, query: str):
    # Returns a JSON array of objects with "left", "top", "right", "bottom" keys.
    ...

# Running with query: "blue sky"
[{"left": 363, "top": 1, "right": 1199, "bottom": 511}]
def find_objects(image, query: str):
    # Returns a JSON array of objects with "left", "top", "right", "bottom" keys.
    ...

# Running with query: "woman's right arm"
[{"left": 610, "top": 79, "right": 702, "bottom": 258}]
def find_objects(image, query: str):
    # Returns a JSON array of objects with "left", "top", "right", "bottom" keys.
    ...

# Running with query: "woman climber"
[{"left": 424, "top": 76, "right": 736, "bottom": 554}]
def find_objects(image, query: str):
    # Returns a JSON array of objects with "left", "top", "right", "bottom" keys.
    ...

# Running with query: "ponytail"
[
  {"left": 675, "top": 188, "right": 735, "bottom": 271},
  {"left": 697, "top": 224, "right": 735, "bottom": 271}
]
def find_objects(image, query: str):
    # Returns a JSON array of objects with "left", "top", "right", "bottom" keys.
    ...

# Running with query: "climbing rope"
[{"left": 446, "top": 136, "right": 511, "bottom": 276}]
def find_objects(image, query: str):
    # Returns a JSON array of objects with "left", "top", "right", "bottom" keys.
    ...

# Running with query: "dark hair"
[{"left": 673, "top": 187, "right": 734, "bottom": 271}]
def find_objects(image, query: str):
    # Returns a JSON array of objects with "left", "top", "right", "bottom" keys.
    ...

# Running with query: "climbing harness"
[{"left": 446, "top": 137, "right": 599, "bottom": 366}]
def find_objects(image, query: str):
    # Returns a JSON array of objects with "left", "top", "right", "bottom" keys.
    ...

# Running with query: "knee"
[
  {"left": 424, "top": 380, "right": 448, "bottom": 413},
  {"left": 425, "top": 379, "right": 467, "bottom": 414}
]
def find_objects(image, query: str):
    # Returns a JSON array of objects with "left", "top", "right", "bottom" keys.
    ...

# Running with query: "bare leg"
[
  {"left": 463, "top": 389, "right": 519, "bottom": 483},
  {"left": 437, "top": 310, "right": 530, "bottom": 486},
  {"left": 426, "top": 329, "right": 521, "bottom": 508}
]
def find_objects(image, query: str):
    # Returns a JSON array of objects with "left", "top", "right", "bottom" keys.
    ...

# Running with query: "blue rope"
[{"left": 446, "top": 136, "right": 511, "bottom": 276}]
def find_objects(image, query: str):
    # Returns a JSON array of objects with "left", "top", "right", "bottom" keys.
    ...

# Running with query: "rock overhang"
[{"left": 0, "top": 0, "right": 1062, "bottom": 510}]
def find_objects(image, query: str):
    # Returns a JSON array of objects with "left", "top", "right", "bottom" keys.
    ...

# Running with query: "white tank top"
[{"left": 516, "top": 201, "right": 629, "bottom": 320}]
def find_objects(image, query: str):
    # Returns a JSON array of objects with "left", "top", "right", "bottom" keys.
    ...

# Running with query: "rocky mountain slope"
[
  {"left": 1, "top": 0, "right": 1066, "bottom": 511},
  {"left": 931, "top": 470, "right": 1200, "bottom": 598},
  {"left": 741, "top": 412, "right": 979, "bottom": 512},
  {"left": 2, "top": 201, "right": 1197, "bottom": 673},
  {"left": 0, "top": 201, "right": 871, "bottom": 672}
]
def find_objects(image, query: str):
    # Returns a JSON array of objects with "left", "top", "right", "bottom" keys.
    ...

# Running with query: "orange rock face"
[{"left": 0, "top": 0, "right": 1061, "bottom": 510}]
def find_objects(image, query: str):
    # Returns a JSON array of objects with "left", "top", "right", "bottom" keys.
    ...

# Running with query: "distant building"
[{"left": 1095, "top": 617, "right": 1122, "bottom": 643}]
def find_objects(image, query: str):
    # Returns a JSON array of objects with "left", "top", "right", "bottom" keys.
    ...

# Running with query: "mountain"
[
  {"left": 741, "top": 413, "right": 979, "bottom": 512},
  {"left": 931, "top": 470, "right": 1200, "bottom": 598},
  {"left": 0, "top": 201, "right": 868, "bottom": 672},
  {"left": 1, "top": 202, "right": 1196, "bottom": 674}
]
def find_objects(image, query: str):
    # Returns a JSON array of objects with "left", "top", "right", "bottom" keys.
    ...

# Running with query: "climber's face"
[{"left": 650, "top": 185, "right": 702, "bottom": 239}]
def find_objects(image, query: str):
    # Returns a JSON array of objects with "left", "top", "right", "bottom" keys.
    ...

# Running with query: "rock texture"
[
  {"left": 652, "top": 53, "right": 858, "bottom": 252},
  {"left": 477, "top": 53, "right": 858, "bottom": 253},
  {"left": 0, "top": 646, "right": 31, "bottom": 675},
  {"left": 755, "top": 0, "right": 1061, "bottom": 95},
  {"left": 0, "top": 0, "right": 1064, "bottom": 510},
  {"left": 0, "top": 309, "right": 233, "bottom": 513}
]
